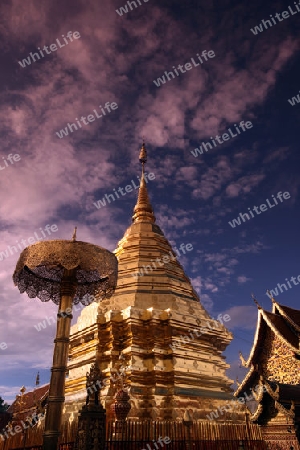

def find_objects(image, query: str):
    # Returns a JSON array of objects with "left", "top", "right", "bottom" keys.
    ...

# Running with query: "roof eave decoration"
[
  {"left": 251, "top": 378, "right": 266, "bottom": 403},
  {"left": 260, "top": 308, "right": 300, "bottom": 354},
  {"left": 239, "top": 351, "right": 247, "bottom": 367},
  {"left": 291, "top": 400, "right": 295, "bottom": 414},
  {"left": 234, "top": 365, "right": 256, "bottom": 397},
  {"left": 264, "top": 379, "right": 280, "bottom": 401},
  {"left": 241, "top": 308, "right": 264, "bottom": 367},
  {"left": 268, "top": 290, "right": 300, "bottom": 332},
  {"left": 248, "top": 392, "right": 295, "bottom": 423},
  {"left": 275, "top": 400, "right": 295, "bottom": 420},
  {"left": 249, "top": 403, "right": 264, "bottom": 422}
]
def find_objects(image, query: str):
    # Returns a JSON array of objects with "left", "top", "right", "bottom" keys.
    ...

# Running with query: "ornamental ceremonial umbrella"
[{"left": 13, "top": 230, "right": 118, "bottom": 450}]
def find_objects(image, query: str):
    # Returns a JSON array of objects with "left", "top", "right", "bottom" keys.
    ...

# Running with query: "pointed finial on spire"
[
  {"left": 72, "top": 227, "right": 77, "bottom": 242},
  {"left": 139, "top": 140, "right": 147, "bottom": 170},
  {"left": 35, "top": 371, "right": 40, "bottom": 387},
  {"left": 251, "top": 293, "right": 261, "bottom": 309},
  {"left": 266, "top": 289, "right": 276, "bottom": 302},
  {"left": 132, "top": 142, "right": 156, "bottom": 224}
]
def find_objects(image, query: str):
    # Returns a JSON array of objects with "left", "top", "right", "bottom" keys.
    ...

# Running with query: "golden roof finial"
[
  {"left": 35, "top": 371, "right": 40, "bottom": 387},
  {"left": 251, "top": 293, "right": 261, "bottom": 309},
  {"left": 72, "top": 227, "right": 77, "bottom": 242},
  {"left": 266, "top": 289, "right": 276, "bottom": 303},
  {"left": 239, "top": 350, "right": 247, "bottom": 366},
  {"left": 132, "top": 142, "right": 156, "bottom": 224}
]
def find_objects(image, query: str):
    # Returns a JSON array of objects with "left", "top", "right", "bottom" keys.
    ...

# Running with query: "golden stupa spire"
[{"left": 132, "top": 142, "right": 156, "bottom": 224}]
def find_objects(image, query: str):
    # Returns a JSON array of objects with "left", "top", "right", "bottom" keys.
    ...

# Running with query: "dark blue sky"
[{"left": 0, "top": 0, "right": 299, "bottom": 402}]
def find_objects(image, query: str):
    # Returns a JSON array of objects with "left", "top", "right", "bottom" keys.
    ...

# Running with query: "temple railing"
[{"left": 0, "top": 419, "right": 270, "bottom": 450}]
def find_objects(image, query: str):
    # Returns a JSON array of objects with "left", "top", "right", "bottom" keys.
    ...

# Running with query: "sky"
[{"left": 0, "top": 0, "right": 299, "bottom": 404}]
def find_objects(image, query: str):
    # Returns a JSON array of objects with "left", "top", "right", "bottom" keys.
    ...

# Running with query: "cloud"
[
  {"left": 190, "top": 38, "right": 298, "bottom": 138},
  {"left": 217, "top": 267, "right": 233, "bottom": 276},
  {"left": 200, "top": 294, "right": 214, "bottom": 312},
  {"left": 223, "top": 306, "right": 258, "bottom": 330},
  {"left": 237, "top": 275, "right": 251, "bottom": 284},
  {"left": 190, "top": 276, "right": 217, "bottom": 311},
  {"left": 225, "top": 173, "right": 266, "bottom": 198},
  {"left": 192, "top": 156, "right": 233, "bottom": 200},
  {"left": 231, "top": 242, "right": 269, "bottom": 254},
  {"left": 190, "top": 244, "right": 264, "bottom": 297},
  {"left": 262, "top": 146, "right": 290, "bottom": 164}
]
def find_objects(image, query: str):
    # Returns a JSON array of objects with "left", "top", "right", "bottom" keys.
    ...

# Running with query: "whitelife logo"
[
  {"left": 34, "top": 300, "right": 88, "bottom": 332},
  {"left": 141, "top": 437, "right": 171, "bottom": 450},
  {"left": 169, "top": 314, "right": 231, "bottom": 351},
  {"left": 153, "top": 50, "right": 215, "bottom": 87},
  {"left": 288, "top": 89, "right": 300, "bottom": 106},
  {"left": 93, "top": 172, "right": 155, "bottom": 210},
  {"left": 18, "top": 31, "right": 81, "bottom": 68},
  {"left": 0, "top": 224, "right": 58, "bottom": 261},
  {"left": 191, "top": 121, "right": 253, "bottom": 157},
  {"left": 132, "top": 243, "right": 193, "bottom": 278},
  {"left": 0, "top": 342, "right": 7, "bottom": 351},
  {"left": 266, "top": 272, "right": 300, "bottom": 298},
  {"left": 0, "top": 154, "right": 21, "bottom": 172},
  {"left": 55, "top": 102, "right": 118, "bottom": 139},
  {"left": 116, "top": 0, "right": 150, "bottom": 16},
  {"left": 228, "top": 191, "right": 291, "bottom": 228},
  {"left": 206, "top": 383, "right": 267, "bottom": 420},
  {"left": 0, "top": 411, "right": 45, "bottom": 441},
  {"left": 250, "top": 2, "right": 300, "bottom": 35}
]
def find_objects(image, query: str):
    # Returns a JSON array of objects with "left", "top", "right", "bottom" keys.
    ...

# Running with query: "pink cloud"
[{"left": 226, "top": 173, "right": 266, "bottom": 198}]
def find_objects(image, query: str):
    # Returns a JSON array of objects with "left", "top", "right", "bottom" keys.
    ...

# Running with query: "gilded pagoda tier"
[
  {"left": 64, "top": 145, "right": 235, "bottom": 422},
  {"left": 64, "top": 299, "right": 235, "bottom": 421}
]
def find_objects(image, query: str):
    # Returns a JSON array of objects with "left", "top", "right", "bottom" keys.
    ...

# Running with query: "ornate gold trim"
[
  {"left": 260, "top": 309, "right": 299, "bottom": 354},
  {"left": 264, "top": 380, "right": 279, "bottom": 401},
  {"left": 234, "top": 365, "right": 256, "bottom": 397},
  {"left": 242, "top": 309, "right": 263, "bottom": 367},
  {"left": 275, "top": 400, "right": 295, "bottom": 420},
  {"left": 249, "top": 403, "right": 264, "bottom": 422}
]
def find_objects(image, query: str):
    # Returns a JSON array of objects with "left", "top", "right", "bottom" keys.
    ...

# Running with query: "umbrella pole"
[{"left": 42, "top": 269, "right": 76, "bottom": 450}]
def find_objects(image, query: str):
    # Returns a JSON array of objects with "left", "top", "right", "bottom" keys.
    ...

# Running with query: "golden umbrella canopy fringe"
[
  {"left": 12, "top": 230, "right": 118, "bottom": 450},
  {"left": 13, "top": 238, "right": 118, "bottom": 305}
]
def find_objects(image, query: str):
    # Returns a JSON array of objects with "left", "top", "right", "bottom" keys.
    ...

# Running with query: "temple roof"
[
  {"left": 239, "top": 299, "right": 300, "bottom": 368},
  {"left": 7, "top": 384, "right": 48, "bottom": 418},
  {"left": 278, "top": 383, "right": 300, "bottom": 403},
  {"left": 272, "top": 301, "right": 300, "bottom": 332},
  {"left": 262, "top": 309, "right": 299, "bottom": 348},
  {"left": 236, "top": 375, "right": 300, "bottom": 423},
  {"left": 236, "top": 297, "right": 300, "bottom": 422}
]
